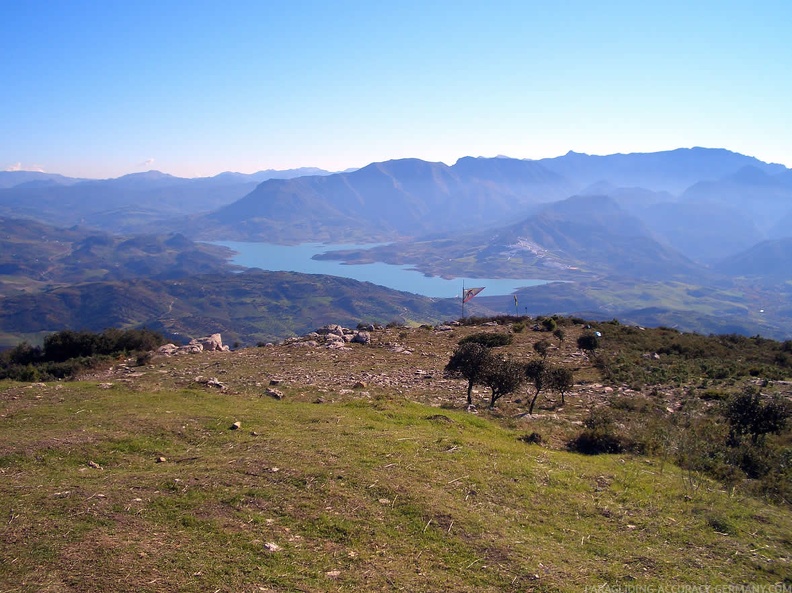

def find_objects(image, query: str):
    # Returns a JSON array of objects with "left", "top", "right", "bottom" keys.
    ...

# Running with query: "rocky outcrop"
[
  {"left": 196, "top": 333, "right": 227, "bottom": 352},
  {"left": 156, "top": 333, "right": 230, "bottom": 356},
  {"left": 285, "top": 324, "right": 380, "bottom": 349}
]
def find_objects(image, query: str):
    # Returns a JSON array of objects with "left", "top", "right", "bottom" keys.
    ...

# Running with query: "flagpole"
[{"left": 462, "top": 280, "right": 465, "bottom": 319}]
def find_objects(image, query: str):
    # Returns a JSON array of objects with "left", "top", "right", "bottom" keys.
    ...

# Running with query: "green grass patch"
[{"left": 2, "top": 377, "right": 791, "bottom": 591}]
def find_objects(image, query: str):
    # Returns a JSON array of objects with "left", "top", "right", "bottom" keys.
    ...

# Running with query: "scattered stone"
[
  {"left": 269, "top": 379, "right": 282, "bottom": 386},
  {"left": 325, "top": 570, "right": 341, "bottom": 579},
  {"left": 230, "top": 421, "right": 241, "bottom": 430},
  {"left": 265, "top": 388, "right": 284, "bottom": 400},
  {"left": 353, "top": 381, "right": 367, "bottom": 389},
  {"left": 87, "top": 461, "right": 103, "bottom": 470},
  {"left": 386, "top": 343, "right": 412, "bottom": 354},
  {"left": 316, "top": 324, "right": 345, "bottom": 337},
  {"left": 351, "top": 331, "right": 371, "bottom": 344},
  {"left": 434, "top": 325, "right": 453, "bottom": 332},
  {"left": 156, "top": 456, "right": 167, "bottom": 463},
  {"left": 194, "top": 376, "right": 226, "bottom": 389},
  {"left": 263, "top": 542, "right": 281, "bottom": 552}
]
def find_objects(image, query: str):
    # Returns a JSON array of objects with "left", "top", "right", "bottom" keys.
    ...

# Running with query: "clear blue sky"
[{"left": 2, "top": 0, "right": 790, "bottom": 178}]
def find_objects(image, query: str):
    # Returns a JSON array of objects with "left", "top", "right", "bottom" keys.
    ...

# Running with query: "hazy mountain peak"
[{"left": 728, "top": 165, "right": 774, "bottom": 184}]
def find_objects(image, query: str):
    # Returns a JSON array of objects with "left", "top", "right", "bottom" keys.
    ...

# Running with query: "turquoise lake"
[{"left": 214, "top": 241, "right": 550, "bottom": 300}]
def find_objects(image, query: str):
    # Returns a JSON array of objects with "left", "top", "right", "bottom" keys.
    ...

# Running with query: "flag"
[
  {"left": 463, "top": 287, "right": 484, "bottom": 303},
  {"left": 514, "top": 294, "right": 518, "bottom": 308}
]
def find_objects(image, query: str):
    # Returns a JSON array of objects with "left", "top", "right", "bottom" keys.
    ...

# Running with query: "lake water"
[{"left": 214, "top": 241, "right": 550, "bottom": 299}]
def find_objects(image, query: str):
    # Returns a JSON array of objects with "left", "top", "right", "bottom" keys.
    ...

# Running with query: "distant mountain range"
[
  {"left": 1, "top": 147, "right": 791, "bottom": 342},
  {"left": 0, "top": 167, "right": 335, "bottom": 233}
]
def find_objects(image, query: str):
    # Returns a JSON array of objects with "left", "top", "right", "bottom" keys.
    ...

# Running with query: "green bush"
[
  {"left": 569, "top": 408, "right": 634, "bottom": 455},
  {"left": 540, "top": 317, "right": 557, "bottom": 332},
  {"left": 0, "top": 328, "right": 167, "bottom": 381},
  {"left": 458, "top": 332, "right": 513, "bottom": 348}
]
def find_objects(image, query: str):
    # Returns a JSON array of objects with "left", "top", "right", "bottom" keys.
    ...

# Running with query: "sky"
[{"left": 2, "top": 0, "right": 791, "bottom": 179}]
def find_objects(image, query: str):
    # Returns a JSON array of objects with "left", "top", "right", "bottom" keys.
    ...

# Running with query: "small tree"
[
  {"left": 577, "top": 333, "right": 600, "bottom": 356},
  {"left": 444, "top": 343, "right": 492, "bottom": 407},
  {"left": 725, "top": 388, "right": 791, "bottom": 446},
  {"left": 481, "top": 357, "right": 524, "bottom": 408},
  {"left": 524, "top": 359, "right": 548, "bottom": 415},
  {"left": 548, "top": 366, "right": 574, "bottom": 406}
]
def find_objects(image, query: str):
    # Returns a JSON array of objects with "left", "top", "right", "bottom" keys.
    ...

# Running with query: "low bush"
[
  {"left": 0, "top": 328, "right": 166, "bottom": 381},
  {"left": 458, "top": 332, "right": 513, "bottom": 348}
]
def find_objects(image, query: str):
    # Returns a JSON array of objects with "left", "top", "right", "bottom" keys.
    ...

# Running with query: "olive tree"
[
  {"left": 547, "top": 366, "right": 574, "bottom": 406},
  {"left": 444, "top": 342, "right": 492, "bottom": 406},
  {"left": 524, "top": 359, "right": 548, "bottom": 415},
  {"left": 481, "top": 357, "right": 525, "bottom": 408}
]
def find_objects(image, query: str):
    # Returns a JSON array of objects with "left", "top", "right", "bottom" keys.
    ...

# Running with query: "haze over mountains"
[
  {"left": 0, "top": 167, "right": 334, "bottom": 233},
  {"left": 1, "top": 147, "right": 791, "bottom": 344}
]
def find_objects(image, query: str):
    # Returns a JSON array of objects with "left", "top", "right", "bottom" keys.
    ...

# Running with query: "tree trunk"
[{"left": 529, "top": 389, "right": 541, "bottom": 415}]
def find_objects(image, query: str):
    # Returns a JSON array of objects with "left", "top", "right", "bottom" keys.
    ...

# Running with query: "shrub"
[
  {"left": 569, "top": 408, "right": 630, "bottom": 455},
  {"left": 518, "top": 432, "right": 543, "bottom": 445},
  {"left": 724, "top": 388, "right": 791, "bottom": 446},
  {"left": 577, "top": 333, "right": 600, "bottom": 353},
  {"left": 533, "top": 339, "right": 551, "bottom": 359},
  {"left": 458, "top": 332, "right": 513, "bottom": 348},
  {"left": 1, "top": 328, "right": 167, "bottom": 381}
]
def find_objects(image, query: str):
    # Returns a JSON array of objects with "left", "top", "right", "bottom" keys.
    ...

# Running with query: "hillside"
[
  {"left": 0, "top": 219, "right": 470, "bottom": 348},
  {"left": 0, "top": 217, "right": 232, "bottom": 285},
  {"left": 0, "top": 269, "right": 469, "bottom": 348},
  {"left": 2, "top": 319, "right": 791, "bottom": 591}
]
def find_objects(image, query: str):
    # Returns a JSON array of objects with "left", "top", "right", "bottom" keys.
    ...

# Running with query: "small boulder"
[
  {"left": 265, "top": 388, "right": 284, "bottom": 400},
  {"left": 351, "top": 331, "right": 371, "bottom": 345}
]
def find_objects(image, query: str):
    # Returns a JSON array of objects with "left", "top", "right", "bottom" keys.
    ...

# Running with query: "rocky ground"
[{"left": 72, "top": 320, "right": 708, "bottom": 450}]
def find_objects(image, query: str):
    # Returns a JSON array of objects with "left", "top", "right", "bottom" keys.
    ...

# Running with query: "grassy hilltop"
[{"left": 1, "top": 318, "right": 791, "bottom": 592}]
